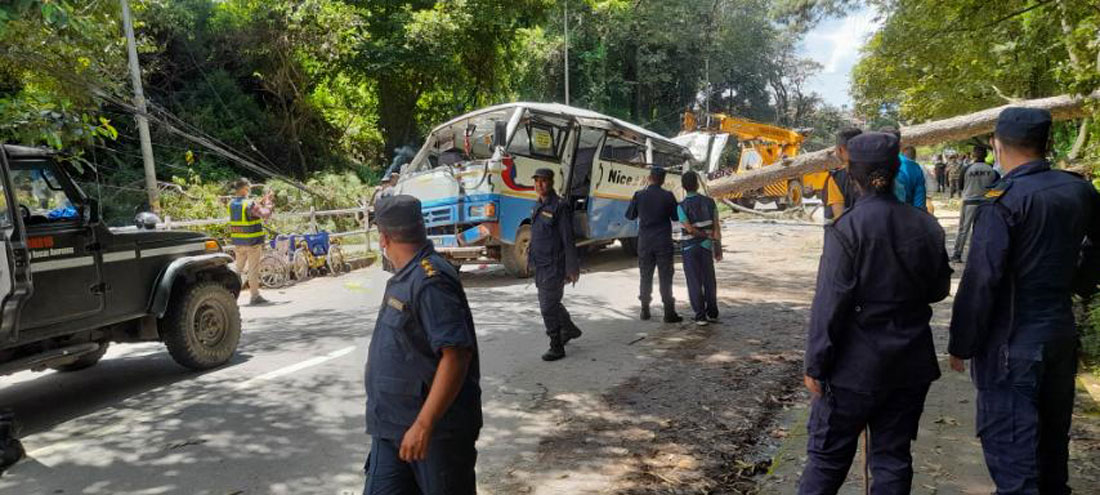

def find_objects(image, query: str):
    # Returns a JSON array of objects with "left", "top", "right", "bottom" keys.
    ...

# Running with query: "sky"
[{"left": 799, "top": 8, "right": 883, "bottom": 109}]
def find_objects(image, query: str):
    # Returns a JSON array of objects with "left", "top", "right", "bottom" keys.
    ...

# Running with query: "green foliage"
[
  {"left": 851, "top": 0, "right": 1100, "bottom": 175},
  {"left": 4, "top": 0, "right": 849, "bottom": 201},
  {"left": 1083, "top": 297, "right": 1100, "bottom": 372}
]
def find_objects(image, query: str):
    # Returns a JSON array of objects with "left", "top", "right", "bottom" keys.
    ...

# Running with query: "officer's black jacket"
[
  {"left": 528, "top": 192, "right": 579, "bottom": 284},
  {"left": 805, "top": 192, "right": 952, "bottom": 391},
  {"left": 365, "top": 243, "right": 482, "bottom": 440},
  {"left": 949, "top": 160, "right": 1100, "bottom": 372},
  {"left": 625, "top": 184, "right": 678, "bottom": 251}
]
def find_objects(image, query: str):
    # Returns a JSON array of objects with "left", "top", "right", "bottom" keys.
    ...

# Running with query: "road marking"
[
  {"left": 27, "top": 344, "right": 360, "bottom": 462},
  {"left": 233, "top": 346, "right": 357, "bottom": 390}
]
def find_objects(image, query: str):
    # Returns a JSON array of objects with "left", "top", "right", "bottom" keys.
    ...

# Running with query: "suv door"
[
  {"left": 0, "top": 149, "right": 33, "bottom": 343},
  {"left": 12, "top": 159, "right": 104, "bottom": 329}
]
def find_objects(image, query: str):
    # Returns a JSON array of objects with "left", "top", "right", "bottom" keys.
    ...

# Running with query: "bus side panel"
[
  {"left": 497, "top": 194, "right": 538, "bottom": 244},
  {"left": 588, "top": 160, "right": 686, "bottom": 240},
  {"left": 586, "top": 197, "right": 636, "bottom": 241}
]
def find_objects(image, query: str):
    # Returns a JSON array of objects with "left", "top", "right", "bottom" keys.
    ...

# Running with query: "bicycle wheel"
[{"left": 258, "top": 253, "right": 289, "bottom": 288}]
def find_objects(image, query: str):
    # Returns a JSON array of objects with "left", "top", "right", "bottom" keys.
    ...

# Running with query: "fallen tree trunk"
[{"left": 706, "top": 89, "right": 1100, "bottom": 198}]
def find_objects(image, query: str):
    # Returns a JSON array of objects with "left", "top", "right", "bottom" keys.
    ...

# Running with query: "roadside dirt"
[
  {"left": 498, "top": 217, "right": 823, "bottom": 494},
  {"left": 507, "top": 205, "right": 1100, "bottom": 495}
]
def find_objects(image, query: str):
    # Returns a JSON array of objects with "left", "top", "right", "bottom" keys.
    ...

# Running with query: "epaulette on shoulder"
[
  {"left": 983, "top": 180, "right": 1012, "bottom": 202},
  {"left": 419, "top": 258, "right": 437, "bottom": 278}
]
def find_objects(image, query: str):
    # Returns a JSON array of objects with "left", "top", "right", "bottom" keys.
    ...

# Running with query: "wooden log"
[{"left": 705, "top": 90, "right": 1100, "bottom": 198}]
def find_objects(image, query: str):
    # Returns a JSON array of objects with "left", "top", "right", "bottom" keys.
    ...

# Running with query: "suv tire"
[
  {"left": 162, "top": 282, "right": 241, "bottom": 371},
  {"left": 50, "top": 342, "right": 109, "bottom": 372}
]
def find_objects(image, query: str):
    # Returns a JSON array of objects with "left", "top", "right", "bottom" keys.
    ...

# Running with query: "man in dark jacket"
[
  {"left": 950, "top": 145, "right": 997, "bottom": 262},
  {"left": 626, "top": 167, "right": 683, "bottom": 323},
  {"left": 528, "top": 168, "right": 582, "bottom": 361},
  {"left": 949, "top": 108, "right": 1100, "bottom": 494},
  {"left": 364, "top": 195, "right": 481, "bottom": 494},
  {"left": 800, "top": 132, "right": 952, "bottom": 495}
]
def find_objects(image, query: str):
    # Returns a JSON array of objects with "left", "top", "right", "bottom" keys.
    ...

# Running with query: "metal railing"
[{"left": 156, "top": 200, "right": 377, "bottom": 255}]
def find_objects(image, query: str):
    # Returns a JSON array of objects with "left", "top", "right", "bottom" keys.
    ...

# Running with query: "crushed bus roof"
[{"left": 427, "top": 102, "right": 693, "bottom": 157}]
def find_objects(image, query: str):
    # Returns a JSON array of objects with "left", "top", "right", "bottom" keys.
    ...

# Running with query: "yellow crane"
[{"left": 680, "top": 111, "right": 829, "bottom": 207}]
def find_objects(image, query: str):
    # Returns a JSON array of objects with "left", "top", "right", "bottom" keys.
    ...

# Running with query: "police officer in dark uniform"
[
  {"left": 626, "top": 167, "right": 683, "bottom": 323},
  {"left": 528, "top": 168, "right": 582, "bottom": 361},
  {"left": 364, "top": 195, "right": 482, "bottom": 494},
  {"left": 949, "top": 107, "right": 1100, "bottom": 494},
  {"left": 800, "top": 132, "right": 952, "bottom": 495}
]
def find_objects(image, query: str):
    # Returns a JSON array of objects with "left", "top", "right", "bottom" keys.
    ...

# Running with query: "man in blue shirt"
[
  {"left": 678, "top": 171, "right": 722, "bottom": 326},
  {"left": 881, "top": 127, "right": 927, "bottom": 211}
]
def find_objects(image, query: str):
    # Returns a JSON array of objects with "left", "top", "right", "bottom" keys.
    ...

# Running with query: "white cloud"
[{"left": 800, "top": 8, "right": 883, "bottom": 107}]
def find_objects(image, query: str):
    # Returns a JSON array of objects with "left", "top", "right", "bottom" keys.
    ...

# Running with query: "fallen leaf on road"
[{"left": 933, "top": 416, "right": 959, "bottom": 426}]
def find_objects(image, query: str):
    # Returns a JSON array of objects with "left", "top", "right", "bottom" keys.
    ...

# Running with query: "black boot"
[
  {"left": 541, "top": 337, "right": 566, "bottom": 361},
  {"left": 640, "top": 304, "right": 651, "bottom": 321},
  {"left": 663, "top": 307, "right": 683, "bottom": 323},
  {"left": 563, "top": 325, "right": 583, "bottom": 344},
  {"left": 0, "top": 411, "right": 23, "bottom": 473}
]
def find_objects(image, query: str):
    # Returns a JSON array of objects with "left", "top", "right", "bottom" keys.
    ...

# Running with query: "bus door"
[
  {"left": 565, "top": 123, "right": 605, "bottom": 239},
  {"left": 587, "top": 130, "right": 650, "bottom": 241}
]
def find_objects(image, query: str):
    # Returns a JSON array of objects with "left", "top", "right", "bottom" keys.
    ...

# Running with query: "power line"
[{"left": 6, "top": 50, "right": 322, "bottom": 197}]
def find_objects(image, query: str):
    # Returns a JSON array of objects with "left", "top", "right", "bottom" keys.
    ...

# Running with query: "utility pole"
[
  {"left": 563, "top": 0, "right": 570, "bottom": 106},
  {"left": 704, "top": 58, "right": 710, "bottom": 128},
  {"left": 120, "top": 0, "right": 159, "bottom": 213}
]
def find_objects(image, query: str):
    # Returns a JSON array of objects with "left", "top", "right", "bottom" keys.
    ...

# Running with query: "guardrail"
[{"left": 157, "top": 201, "right": 377, "bottom": 255}]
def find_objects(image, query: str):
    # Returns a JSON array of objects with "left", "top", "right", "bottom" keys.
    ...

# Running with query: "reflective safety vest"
[
  {"left": 228, "top": 197, "right": 264, "bottom": 246},
  {"left": 680, "top": 193, "right": 717, "bottom": 251}
]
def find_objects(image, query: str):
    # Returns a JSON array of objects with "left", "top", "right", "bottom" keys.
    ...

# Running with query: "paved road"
[{"left": 0, "top": 247, "right": 666, "bottom": 494}]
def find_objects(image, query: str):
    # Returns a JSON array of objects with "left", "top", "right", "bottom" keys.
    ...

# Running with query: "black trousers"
[
  {"left": 975, "top": 339, "right": 1077, "bottom": 495},
  {"left": 799, "top": 383, "right": 931, "bottom": 495},
  {"left": 536, "top": 276, "right": 577, "bottom": 340},
  {"left": 363, "top": 435, "right": 477, "bottom": 495},
  {"left": 638, "top": 245, "right": 675, "bottom": 309},
  {"left": 682, "top": 247, "right": 718, "bottom": 321}
]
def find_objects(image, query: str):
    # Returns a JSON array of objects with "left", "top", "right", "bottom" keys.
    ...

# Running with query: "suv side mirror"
[
  {"left": 493, "top": 120, "right": 508, "bottom": 150},
  {"left": 82, "top": 199, "right": 100, "bottom": 225}
]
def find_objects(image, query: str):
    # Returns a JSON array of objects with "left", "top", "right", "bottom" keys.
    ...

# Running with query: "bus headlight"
[{"left": 469, "top": 203, "right": 497, "bottom": 219}]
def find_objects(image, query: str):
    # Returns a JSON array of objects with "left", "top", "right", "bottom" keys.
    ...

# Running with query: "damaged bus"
[{"left": 389, "top": 102, "right": 697, "bottom": 277}]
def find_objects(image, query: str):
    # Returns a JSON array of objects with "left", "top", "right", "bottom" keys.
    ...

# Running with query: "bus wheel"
[{"left": 502, "top": 225, "right": 532, "bottom": 278}]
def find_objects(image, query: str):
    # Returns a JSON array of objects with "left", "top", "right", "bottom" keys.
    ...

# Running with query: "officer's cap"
[
  {"left": 995, "top": 107, "right": 1052, "bottom": 142},
  {"left": 374, "top": 195, "right": 424, "bottom": 230},
  {"left": 650, "top": 166, "right": 666, "bottom": 178},
  {"left": 846, "top": 132, "right": 900, "bottom": 164},
  {"left": 532, "top": 168, "right": 555, "bottom": 180}
]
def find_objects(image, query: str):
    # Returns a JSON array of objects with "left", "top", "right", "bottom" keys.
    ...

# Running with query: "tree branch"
[{"left": 705, "top": 89, "right": 1100, "bottom": 198}]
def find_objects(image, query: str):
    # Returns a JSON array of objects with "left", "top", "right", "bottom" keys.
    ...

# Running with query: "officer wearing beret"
[
  {"left": 364, "top": 195, "right": 482, "bottom": 494},
  {"left": 800, "top": 132, "right": 952, "bottom": 494},
  {"left": 949, "top": 108, "right": 1100, "bottom": 494},
  {"left": 528, "top": 168, "right": 582, "bottom": 361},
  {"left": 626, "top": 167, "right": 683, "bottom": 323}
]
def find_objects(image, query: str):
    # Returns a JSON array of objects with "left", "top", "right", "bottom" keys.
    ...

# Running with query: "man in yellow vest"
[{"left": 229, "top": 178, "right": 274, "bottom": 305}]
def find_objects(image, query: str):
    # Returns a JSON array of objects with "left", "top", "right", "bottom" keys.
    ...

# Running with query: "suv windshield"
[{"left": 12, "top": 164, "right": 78, "bottom": 223}]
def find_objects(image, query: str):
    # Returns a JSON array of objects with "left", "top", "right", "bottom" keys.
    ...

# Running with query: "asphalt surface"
[{"left": 0, "top": 246, "right": 664, "bottom": 494}]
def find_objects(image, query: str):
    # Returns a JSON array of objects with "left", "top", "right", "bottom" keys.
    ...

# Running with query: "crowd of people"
[{"left": 359, "top": 107, "right": 1099, "bottom": 494}]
